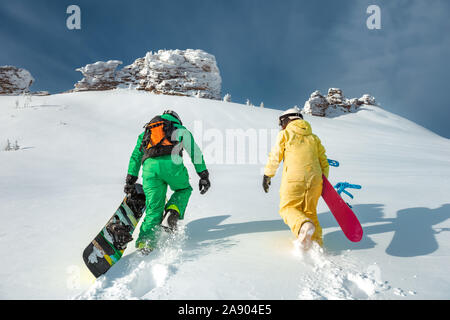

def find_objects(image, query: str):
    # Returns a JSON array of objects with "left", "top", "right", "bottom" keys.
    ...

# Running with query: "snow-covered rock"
[
  {"left": 358, "top": 94, "right": 376, "bottom": 106},
  {"left": 326, "top": 88, "right": 345, "bottom": 105},
  {"left": 74, "top": 60, "right": 123, "bottom": 91},
  {"left": 73, "top": 49, "right": 222, "bottom": 100},
  {"left": 0, "top": 66, "right": 34, "bottom": 95},
  {"left": 303, "top": 90, "right": 329, "bottom": 116},
  {"left": 302, "top": 88, "right": 377, "bottom": 117}
]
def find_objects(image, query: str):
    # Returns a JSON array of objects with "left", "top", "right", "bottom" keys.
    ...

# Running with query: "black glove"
[
  {"left": 263, "top": 175, "right": 271, "bottom": 193},
  {"left": 124, "top": 174, "right": 138, "bottom": 194},
  {"left": 198, "top": 170, "right": 211, "bottom": 195}
]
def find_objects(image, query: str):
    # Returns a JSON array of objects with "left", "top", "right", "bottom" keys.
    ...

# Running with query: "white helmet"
[{"left": 278, "top": 106, "right": 303, "bottom": 127}]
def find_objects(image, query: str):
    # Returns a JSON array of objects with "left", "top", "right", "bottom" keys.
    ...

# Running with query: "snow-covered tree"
[
  {"left": 4, "top": 139, "right": 20, "bottom": 151},
  {"left": 223, "top": 93, "right": 231, "bottom": 102}
]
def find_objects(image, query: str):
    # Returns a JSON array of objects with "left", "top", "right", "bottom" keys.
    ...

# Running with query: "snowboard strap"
[
  {"left": 327, "top": 159, "right": 340, "bottom": 167},
  {"left": 106, "top": 222, "right": 133, "bottom": 250},
  {"left": 334, "top": 182, "right": 362, "bottom": 199}
]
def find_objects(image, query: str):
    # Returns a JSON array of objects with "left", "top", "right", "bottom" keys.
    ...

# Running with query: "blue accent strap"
[
  {"left": 327, "top": 159, "right": 340, "bottom": 167},
  {"left": 334, "top": 182, "right": 362, "bottom": 199}
]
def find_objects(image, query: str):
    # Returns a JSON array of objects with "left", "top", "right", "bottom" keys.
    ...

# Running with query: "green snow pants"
[{"left": 136, "top": 156, "right": 193, "bottom": 249}]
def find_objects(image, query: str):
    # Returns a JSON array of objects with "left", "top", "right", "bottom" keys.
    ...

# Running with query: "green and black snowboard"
[{"left": 82, "top": 184, "right": 146, "bottom": 278}]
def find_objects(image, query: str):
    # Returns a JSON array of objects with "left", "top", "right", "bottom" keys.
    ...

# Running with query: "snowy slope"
[{"left": 0, "top": 89, "right": 449, "bottom": 300}]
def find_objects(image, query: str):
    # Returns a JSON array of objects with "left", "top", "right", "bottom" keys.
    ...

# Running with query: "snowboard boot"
[
  {"left": 161, "top": 209, "right": 179, "bottom": 233},
  {"left": 136, "top": 241, "right": 153, "bottom": 256},
  {"left": 297, "top": 222, "right": 315, "bottom": 250}
]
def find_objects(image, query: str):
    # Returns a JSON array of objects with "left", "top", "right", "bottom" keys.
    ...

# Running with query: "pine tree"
[
  {"left": 223, "top": 93, "right": 231, "bottom": 102},
  {"left": 5, "top": 139, "right": 11, "bottom": 151}
]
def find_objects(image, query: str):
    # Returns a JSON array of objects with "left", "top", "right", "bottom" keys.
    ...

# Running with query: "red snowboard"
[{"left": 321, "top": 175, "right": 363, "bottom": 242}]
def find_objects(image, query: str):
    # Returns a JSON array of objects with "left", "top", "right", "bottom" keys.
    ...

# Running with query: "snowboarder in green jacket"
[{"left": 124, "top": 110, "right": 210, "bottom": 254}]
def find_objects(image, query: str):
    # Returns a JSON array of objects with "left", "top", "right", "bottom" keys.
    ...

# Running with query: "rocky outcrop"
[
  {"left": 302, "top": 90, "right": 329, "bottom": 117},
  {"left": 0, "top": 66, "right": 34, "bottom": 95},
  {"left": 74, "top": 60, "right": 123, "bottom": 91},
  {"left": 73, "top": 49, "right": 222, "bottom": 100},
  {"left": 358, "top": 94, "right": 376, "bottom": 106},
  {"left": 302, "top": 88, "right": 376, "bottom": 117}
]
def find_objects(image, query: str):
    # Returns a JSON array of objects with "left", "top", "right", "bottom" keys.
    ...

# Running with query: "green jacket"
[{"left": 127, "top": 113, "right": 207, "bottom": 177}]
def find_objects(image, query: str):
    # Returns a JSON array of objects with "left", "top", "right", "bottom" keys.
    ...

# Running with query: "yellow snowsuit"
[{"left": 264, "top": 119, "right": 329, "bottom": 246}]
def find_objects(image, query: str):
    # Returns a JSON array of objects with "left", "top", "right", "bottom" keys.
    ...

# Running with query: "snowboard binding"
[
  {"left": 106, "top": 222, "right": 133, "bottom": 250},
  {"left": 125, "top": 184, "right": 146, "bottom": 219},
  {"left": 334, "top": 182, "right": 362, "bottom": 207}
]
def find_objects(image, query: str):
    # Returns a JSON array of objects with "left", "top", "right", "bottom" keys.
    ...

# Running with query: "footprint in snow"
[
  {"left": 293, "top": 241, "right": 388, "bottom": 300},
  {"left": 76, "top": 226, "right": 187, "bottom": 300}
]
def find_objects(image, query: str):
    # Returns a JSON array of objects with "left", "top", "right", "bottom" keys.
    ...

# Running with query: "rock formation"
[
  {"left": 0, "top": 66, "right": 34, "bottom": 95},
  {"left": 73, "top": 49, "right": 222, "bottom": 100},
  {"left": 74, "top": 60, "right": 123, "bottom": 91},
  {"left": 302, "top": 88, "right": 376, "bottom": 117}
]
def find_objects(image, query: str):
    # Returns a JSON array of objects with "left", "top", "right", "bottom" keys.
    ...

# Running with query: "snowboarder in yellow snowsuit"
[{"left": 263, "top": 108, "right": 329, "bottom": 248}]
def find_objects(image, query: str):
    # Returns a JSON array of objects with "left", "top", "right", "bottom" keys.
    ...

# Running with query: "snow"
[{"left": 0, "top": 89, "right": 449, "bottom": 299}]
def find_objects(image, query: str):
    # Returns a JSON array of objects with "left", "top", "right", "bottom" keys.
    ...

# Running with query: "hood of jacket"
[{"left": 285, "top": 119, "right": 312, "bottom": 136}]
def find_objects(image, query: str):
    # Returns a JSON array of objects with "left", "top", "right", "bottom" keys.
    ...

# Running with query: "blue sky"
[{"left": 1, "top": 0, "right": 449, "bottom": 138}]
